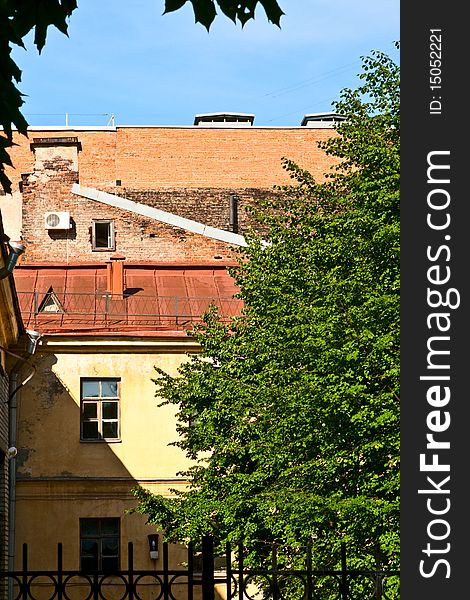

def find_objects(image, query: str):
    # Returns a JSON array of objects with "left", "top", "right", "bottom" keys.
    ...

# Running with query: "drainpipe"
[
  {"left": 0, "top": 242, "right": 26, "bottom": 281},
  {"left": 8, "top": 364, "right": 21, "bottom": 578},
  {"left": 2, "top": 330, "right": 41, "bottom": 594}
]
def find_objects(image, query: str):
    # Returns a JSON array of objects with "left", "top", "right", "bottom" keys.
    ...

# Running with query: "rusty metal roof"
[{"left": 14, "top": 262, "right": 242, "bottom": 336}]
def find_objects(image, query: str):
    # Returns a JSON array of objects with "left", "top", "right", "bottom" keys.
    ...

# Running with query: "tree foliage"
[
  {"left": 132, "top": 46, "right": 400, "bottom": 584},
  {"left": 0, "top": 0, "right": 283, "bottom": 194},
  {"left": 0, "top": 0, "right": 75, "bottom": 193}
]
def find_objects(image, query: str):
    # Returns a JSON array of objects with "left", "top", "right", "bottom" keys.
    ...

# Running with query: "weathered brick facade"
[
  {"left": 21, "top": 182, "right": 249, "bottom": 263},
  {"left": 5, "top": 124, "right": 338, "bottom": 265},
  {"left": 20, "top": 172, "right": 276, "bottom": 263}
]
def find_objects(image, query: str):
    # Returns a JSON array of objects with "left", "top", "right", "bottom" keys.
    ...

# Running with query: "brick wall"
[
  {"left": 8, "top": 126, "right": 338, "bottom": 264},
  {"left": 21, "top": 172, "right": 257, "bottom": 263},
  {"left": 6, "top": 126, "right": 338, "bottom": 193},
  {"left": 19, "top": 141, "right": 283, "bottom": 264},
  {"left": 118, "top": 187, "right": 274, "bottom": 232}
]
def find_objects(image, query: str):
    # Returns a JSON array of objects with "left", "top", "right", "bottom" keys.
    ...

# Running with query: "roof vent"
[
  {"left": 194, "top": 112, "right": 254, "bottom": 126},
  {"left": 301, "top": 112, "right": 345, "bottom": 127}
]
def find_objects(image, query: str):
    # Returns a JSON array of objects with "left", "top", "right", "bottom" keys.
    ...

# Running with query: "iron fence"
[{"left": 0, "top": 538, "right": 399, "bottom": 600}]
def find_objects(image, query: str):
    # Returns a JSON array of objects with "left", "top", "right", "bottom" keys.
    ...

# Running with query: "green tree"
[
  {"left": 0, "top": 0, "right": 283, "bottom": 193},
  {"left": 132, "top": 46, "right": 400, "bottom": 594}
]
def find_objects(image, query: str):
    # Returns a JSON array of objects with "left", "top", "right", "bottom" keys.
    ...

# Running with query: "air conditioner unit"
[{"left": 44, "top": 211, "right": 72, "bottom": 230}]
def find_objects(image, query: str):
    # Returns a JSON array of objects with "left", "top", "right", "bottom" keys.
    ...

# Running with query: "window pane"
[
  {"left": 95, "top": 222, "right": 111, "bottom": 248},
  {"left": 102, "top": 557, "right": 119, "bottom": 573},
  {"left": 101, "top": 520, "right": 119, "bottom": 535},
  {"left": 82, "top": 421, "right": 99, "bottom": 439},
  {"left": 101, "top": 381, "right": 118, "bottom": 397},
  {"left": 102, "top": 539, "right": 119, "bottom": 556},
  {"left": 81, "top": 379, "right": 119, "bottom": 443},
  {"left": 83, "top": 402, "right": 98, "bottom": 419},
  {"left": 81, "top": 520, "right": 99, "bottom": 536},
  {"left": 102, "top": 402, "right": 118, "bottom": 419},
  {"left": 80, "top": 556, "right": 98, "bottom": 572},
  {"left": 80, "top": 518, "right": 119, "bottom": 573},
  {"left": 81, "top": 539, "right": 99, "bottom": 555},
  {"left": 82, "top": 381, "right": 100, "bottom": 398},
  {"left": 102, "top": 422, "right": 118, "bottom": 438}
]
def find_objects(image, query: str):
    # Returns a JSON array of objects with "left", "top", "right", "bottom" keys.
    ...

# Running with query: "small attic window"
[{"left": 38, "top": 288, "right": 65, "bottom": 313}]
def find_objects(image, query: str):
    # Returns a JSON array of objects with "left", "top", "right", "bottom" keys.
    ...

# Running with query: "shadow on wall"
[
  {"left": 46, "top": 217, "right": 77, "bottom": 241},
  {"left": 13, "top": 352, "right": 167, "bottom": 573},
  {"left": 11, "top": 353, "right": 232, "bottom": 599},
  {"left": 16, "top": 353, "right": 133, "bottom": 478}
]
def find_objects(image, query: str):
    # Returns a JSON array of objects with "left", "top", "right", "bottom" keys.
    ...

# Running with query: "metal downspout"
[
  {"left": 2, "top": 335, "right": 40, "bottom": 599},
  {"left": 8, "top": 366, "right": 21, "bottom": 577}
]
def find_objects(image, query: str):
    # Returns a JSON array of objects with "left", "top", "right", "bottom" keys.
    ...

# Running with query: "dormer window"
[
  {"left": 38, "top": 287, "right": 65, "bottom": 313},
  {"left": 92, "top": 220, "right": 115, "bottom": 251}
]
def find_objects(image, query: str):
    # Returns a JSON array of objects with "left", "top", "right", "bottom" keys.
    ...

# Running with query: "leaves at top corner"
[
  {"left": 8, "top": 0, "right": 77, "bottom": 54},
  {"left": 164, "top": 0, "right": 284, "bottom": 29}
]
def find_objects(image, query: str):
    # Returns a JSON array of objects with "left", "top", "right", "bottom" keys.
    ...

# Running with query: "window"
[
  {"left": 37, "top": 287, "right": 65, "bottom": 313},
  {"left": 92, "top": 220, "right": 115, "bottom": 251},
  {"left": 80, "top": 518, "right": 120, "bottom": 572},
  {"left": 81, "top": 378, "right": 120, "bottom": 441}
]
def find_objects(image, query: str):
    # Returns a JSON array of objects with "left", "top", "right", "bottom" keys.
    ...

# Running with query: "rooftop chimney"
[{"left": 106, "top": 253, "right": 126, "bottom": 297}]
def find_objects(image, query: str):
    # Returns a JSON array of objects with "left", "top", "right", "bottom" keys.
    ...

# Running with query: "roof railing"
[{"left": 17, "top": 291, "right": 243, "bottom": 328}]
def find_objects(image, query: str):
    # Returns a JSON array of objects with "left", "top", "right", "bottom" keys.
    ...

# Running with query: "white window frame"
[{"left": 80, "top": 378, "right": 120, "bottom": 441}]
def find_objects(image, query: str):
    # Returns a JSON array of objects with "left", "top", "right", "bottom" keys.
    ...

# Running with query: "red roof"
[{"left": 14, "top": 262, "right": 242, "bottom": 336}]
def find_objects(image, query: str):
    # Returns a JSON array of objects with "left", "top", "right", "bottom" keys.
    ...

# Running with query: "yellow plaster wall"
[
  {"left": 15, "top": 480, "right": 188, "bottom": 570},
  {"left": 13, "top": 344, "right": 197, "bottom": 573},
  {"left": 16, "top": 349, "right": 192, "bottom": 479}
]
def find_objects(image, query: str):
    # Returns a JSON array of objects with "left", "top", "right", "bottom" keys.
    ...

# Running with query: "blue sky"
[{"left": 12, "top": 0, "right": 399, "bottom": 128}]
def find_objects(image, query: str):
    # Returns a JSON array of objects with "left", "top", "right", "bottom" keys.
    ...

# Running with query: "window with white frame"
[
  {"left": 91, "top": 220, "right": 115, "bottom": 251},
  {"left": 80, "top": 378, "right": 120, "bottom": 441},
  {"left": 80, "top": 518, "right": 120, "bottom": 572}
]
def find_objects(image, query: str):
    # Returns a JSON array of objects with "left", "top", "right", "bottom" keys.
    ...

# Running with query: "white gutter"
[{"left": 72, "top": 184, "right": 249, "bottom": 246}]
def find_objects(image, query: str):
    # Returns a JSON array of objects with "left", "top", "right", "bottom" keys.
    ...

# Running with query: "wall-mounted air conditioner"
[{"left": 44, "top": 211, "right": 72, "bottom": 230}]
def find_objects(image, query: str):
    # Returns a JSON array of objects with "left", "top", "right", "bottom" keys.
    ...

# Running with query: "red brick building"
[{"left": 3, "top": 115, "right": 339, "bottom": 264}]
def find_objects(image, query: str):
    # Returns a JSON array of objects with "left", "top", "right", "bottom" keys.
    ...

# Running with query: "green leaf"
[
  {"left": 216, "top": 0, "right": 238, "bottom": 22},
  {"left": 163, "top": 0, "right": 188, "bottom": 15},
  {"left": 0, "top": 136, "right": 15, "bottom": 194},
  {"left": 189, "top": 0, "right": 217, "bottom": 29},
  {"left": 259, "top": 0, "right": 284, "bottom": 26}
]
